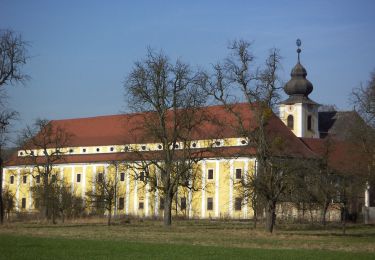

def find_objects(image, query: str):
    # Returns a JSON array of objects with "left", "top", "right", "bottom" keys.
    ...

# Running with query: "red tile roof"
[
  {"left": 300, "top": 137, "right": 367, "bottom": 174},
  {"left": 6, "top": 103, "right": 317, "bottom": 166}
]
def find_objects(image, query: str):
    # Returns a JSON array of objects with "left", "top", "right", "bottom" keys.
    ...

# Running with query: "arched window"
[
  {"left": 287, "top": 115, "right": 294, "bottom": 129},
  {"left": 307, "top": 115, "right": 312, "bottom": 130}
]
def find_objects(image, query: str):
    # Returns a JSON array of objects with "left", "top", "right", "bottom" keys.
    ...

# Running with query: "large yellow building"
[{"left": 3, "top": 49, "right": 372, "bottom": 221}]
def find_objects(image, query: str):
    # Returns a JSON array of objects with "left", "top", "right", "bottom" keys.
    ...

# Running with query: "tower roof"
[{"left": 282, "top": 39, "right": 317, "bottom": 105}]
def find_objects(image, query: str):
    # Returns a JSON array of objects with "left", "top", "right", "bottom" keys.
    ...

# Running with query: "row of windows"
[
  {"left": 18, "top": 138, "right": 250, "bottom": 157},
  {"left": 117, "top": 197, "right": 243, "bottom": 211},
  {"left": 17, "top": 196, "right": 243, "bottom": 211},
  {"left": 9, "top": 168, "right": 244, "bottom": 185}
]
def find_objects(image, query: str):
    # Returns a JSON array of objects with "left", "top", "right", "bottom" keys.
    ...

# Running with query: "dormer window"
[
  {"left": 240, "top": 139, "right": 247, "bottom": 145},
  {"left": 158, "top": 144, "right": 163, "bottom": 150},
  {"left": 287, "top": 115, "right": 294, "bottom": 129},
  {"left": 110, "top": 147, "right": 114, "bottom": 152},
  {"left": 191, "top": 142, "right": 197, "bottom": 148},
  {"left": 19, "top": 151, "right": 24, "bottom": 156},
  {"left": 174, "top": 144, "right": 179, "bottom": 149},
  {"left": 141, "top": 145, "right": 146, "bottom": 151},
  {"left": 124, "top": 146, "right": 129, "bottom": 152},
  {"left": 69, "top": 148, "right": 74, "bottom": 153}
]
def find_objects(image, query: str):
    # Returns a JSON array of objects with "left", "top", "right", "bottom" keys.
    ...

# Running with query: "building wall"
[{"left": 3, "top": 157, "right": 256, "bottom": 219}]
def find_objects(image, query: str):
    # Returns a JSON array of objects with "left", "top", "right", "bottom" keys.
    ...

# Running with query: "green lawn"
[
  {"left": 0, "top": 234, "right": 374, "bottom": 260},
  {"left": 0, "top": 220, "right": 374, "bottom": 259}
]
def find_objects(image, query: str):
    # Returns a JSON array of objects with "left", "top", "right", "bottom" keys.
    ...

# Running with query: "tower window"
[
  {"left": 77, "top": 173, "right": 81, "bottom": 183},
  {"left": 287, "top": 115, "right": 294, "bottom": 129},
  {"left": 120, "top": 172, "right": 125, "bottom": 181},
  {"left": 307, "top": 115, "right": 312, "bottom": 130},
  {"left": 23, "top": 175, "right": 27, "bottom": 184},
  {"left": 10, "top": 175, "right": 14, "bottom": 184},
  {"left": 22, "top": 198, "right": 26, "bottom": 209}
]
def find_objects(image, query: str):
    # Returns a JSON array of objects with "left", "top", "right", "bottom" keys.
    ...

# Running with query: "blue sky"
[{"left": 2, "top": 0, "right": 375, "bottom": 134}]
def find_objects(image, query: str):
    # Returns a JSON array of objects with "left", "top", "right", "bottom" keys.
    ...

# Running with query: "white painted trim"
[
  {"left": 92, "top": 166, "right": 96, "bottom": 194},
  {"left": 243, "top": 160, "right": 249, "bottom": 219},
  {"left": 134, "top": 172, "right": 138, "bottom": 215},
  {"left": 125, "top": 169, "right": 130, "bottom": 215},
  {"left": 16, "top": 169, "right": 20, "bottom": 210},
  {"left": 215, "top": 161, "right": 219, "bottom": 217},
  {"left": 201, "top": 160, "right": 206, "bottom": 218},
  {"left": 365, "top": 182, "right": 370, "bottom": 207},
  {"left": 82, "top": 165, "right": 86, "bottom": 206},
  {"left": 29, "top": 170, "right": 33, "bottom": 209},
  {"left": 188, "top": 172, "right": 193, "bottom": 219},
  {"left": 229, "top": 159, "right": 234, "bottom": 217},
  {"left": 154, "top": 170, "right": 159, "bottom": 217},
  {"left": 71, "top": 166, "right": 75, "bottom": 193},
  {"left": 145, "top": 181, "right": 149, "bottom": 217}
]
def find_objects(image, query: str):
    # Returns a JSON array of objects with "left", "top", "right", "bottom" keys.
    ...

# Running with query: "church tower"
[{"left": 279, "top": 39, "right": 320, "bottom": 138}]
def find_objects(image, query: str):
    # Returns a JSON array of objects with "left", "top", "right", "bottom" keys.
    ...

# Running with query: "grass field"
[{"left": 0, "top": 219, "right": 374, "bottom": 259}]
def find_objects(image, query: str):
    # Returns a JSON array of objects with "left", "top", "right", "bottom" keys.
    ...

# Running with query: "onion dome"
[{"left": 284, "top": 39, "right": 314, "bottom": 97}]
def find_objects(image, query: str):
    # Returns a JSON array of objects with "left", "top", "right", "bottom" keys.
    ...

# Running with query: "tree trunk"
[
  {"left": 321, "top": 201, "right": 330, "bottom": 226},
  {"left": 265, "top": 200, "right": 276, "bottom": 233},
  {"left": 108, "top": 208, "right": 112, "bottom": 226},
  {"left": 253, "top": 208, "right": 257, "bottom": 229},
  {"left": 342, "top": 205, "right": 347, "bottom": 235},
  {"left": 163, "top": 193, "right": 173, "bottom": 227}
]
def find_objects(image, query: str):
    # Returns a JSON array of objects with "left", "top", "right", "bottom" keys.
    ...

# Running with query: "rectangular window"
[
  {"left": 98, "top": 173, "right": 103, "bottom": 182},
  {"left": 139, "top": 202, "right": 144, "bottom": 209},
  {"left": 22, "top": 198, "right": 26, "bottom": 209},
  {"left": 159, "top": 198, "right": 165, "bottom": 210},
  {"left": 10, "top": 175, "right": 14, "bottom": 184},
  {"left": 36, "top": 175, "right": 40, "bottom": 184},
  {"left": 23, "top": 175, "right": 27, "bottom": 184},
  {"left": 180, "top": 197, "right": 187, "bottom": 210},
  {"left": 235, "top": 197, "right": 242, "bottom": 211},
  {"left": 140, "top": 171, "right": 145, "bottom": 181},
  {"left": 235, "top": 169, "right": 242, "bottom": 179},
  {"left": 118, "top": 197, "right": 124, "bottom": 210},
  {"left": 207, "top": 197, "right": 213, "bottom": 210},
  {"left": 207, "top": 169, "right": 214, "bottom": 180},
  {"left": 120, "top": 172, "right": 125, "bottom": 182},
  {"left": 77, "top": 174, "right": 81, "bottom": 183},
  {"left": 51, "top": 174, "right": 56, "bottom": 182}
]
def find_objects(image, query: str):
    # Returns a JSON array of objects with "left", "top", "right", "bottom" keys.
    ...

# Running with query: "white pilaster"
[
  {"left": 201, "top": 160, "right": 206, "bottom": 218},
  {"left": 154, "top": 170, "right": 159, "bottom": 217},
  {"left": 29, "top": 168, "right": 33, "bottom": 210},
  {"left": 365, "top": 182, "right": 370, "bottom": 207},
  {"left": 145, "top": 181, "right": 150, "bottom": 217},
  {"left": 215, "top": 160, "right": 220, "bottom": 217},
  {"left": 71, "top": 166, "right": 75, "bottom": 193},
  {"left": 16, "top": 169, "right": 20, "bottom": 210},
  {"left": 229, "top": 159, "right": 234, "bottom": 217},
  {"left": 188, "top": 172, "right": 193, "bottom": 219},
  {"left": 82, "top": 165, "right": 86, "bottom": 206},
  {"left": 125, "top": 169, "right": 130, "bottom": 215},
  {"left": 134, "top": 173, "right": 138, "bottom": 215},
  {"left": 243, "top": 160, "right": 249, "bottom": 219}
]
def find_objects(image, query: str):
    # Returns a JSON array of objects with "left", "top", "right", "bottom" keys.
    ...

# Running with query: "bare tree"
[
  {"left": 0, "top": 29, "right": 28, "bottom": 224},
  {"left": 206, "top": 40, "right": 311, "bottom": 233},
  {"left": 123, "top": 49, "right": 209, "bottom": 226},
  {"left": 18, "top": 119, "right": 72, "bottom": 222},
  {"left": 86, "top": 164, "right": 123, "bottom": 226},
  {"left": 0, "top": 110, "right": 18, "bottom": 224},
  {"left": 0, "top": 29, "right": 29, "bottom": 86}
]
